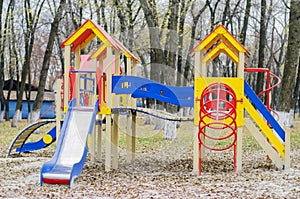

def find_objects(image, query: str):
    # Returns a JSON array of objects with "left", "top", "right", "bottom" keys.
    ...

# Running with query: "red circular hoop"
[
  {"left": 200, "top": 83, "right": 237, "bottom": 120},
  {"left": 198, "top": 131, "right": 237, "bottom": 151},
  {"left": 198, "top": 82, "right": 238, "bottom": 151}
]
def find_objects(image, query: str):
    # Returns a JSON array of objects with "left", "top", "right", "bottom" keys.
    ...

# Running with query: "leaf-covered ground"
[{"left": 1, "top": 116, "right": 300, "bottom": 198}]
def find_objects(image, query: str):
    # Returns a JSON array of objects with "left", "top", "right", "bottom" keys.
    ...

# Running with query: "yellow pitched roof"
[
  {"left": 61, "top": 20, "right": 118, "bottom": 51},
  {"left": 191, "top": 24, "right": 250, "bottom": 56},
  {"left": 61, "top": 20, "right": 140, "bottom": 62}
]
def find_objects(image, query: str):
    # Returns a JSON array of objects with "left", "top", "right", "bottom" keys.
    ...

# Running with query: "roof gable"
[
  {"left": 191, "top": 25, "right": 250, "bottom": 56},
  {"left": 61, "top": 20, "right": 118, "bottom": 51},
  {"left": 61, "top": 20, "right": 140, "bottom": 63}
]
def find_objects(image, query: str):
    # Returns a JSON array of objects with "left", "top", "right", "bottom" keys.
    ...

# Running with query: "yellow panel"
[
  {"left": 99, "top": 107, "right": 111, "bottom": 115},
  {"left": 244, "top": 98, "right": 285, "bottom": 158},
  {"left": 194, "top": 77, "right": 244, "bottom": 127}
]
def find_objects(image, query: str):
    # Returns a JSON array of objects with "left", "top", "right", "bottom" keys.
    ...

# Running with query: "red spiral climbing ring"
[{"left": 198, "top": 82, "right": 238, "bottom": 174}]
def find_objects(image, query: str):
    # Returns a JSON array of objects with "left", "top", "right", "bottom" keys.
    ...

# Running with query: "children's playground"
[{"left": 1, "top": 20, "right": 300, "bottom": 198}]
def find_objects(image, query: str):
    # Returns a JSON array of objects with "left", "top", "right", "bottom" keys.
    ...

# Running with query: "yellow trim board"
[
  {"left": 203, "top": 42, "right": 239, "bottom": 64},
  {"left": 244, "top": 97, "right": 285, "bottom": 158}
]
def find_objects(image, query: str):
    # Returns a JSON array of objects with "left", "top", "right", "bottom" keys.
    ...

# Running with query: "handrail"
[{"left": 244, "top": 67, "right": 281, "bottom": 119}]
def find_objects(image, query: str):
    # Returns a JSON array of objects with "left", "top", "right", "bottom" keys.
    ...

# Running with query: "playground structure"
[
  {"left": 191, "top": 25, "right": 289, "bottom": 174},
  {"left": 7, "top": 20, "right": 290, "bottom": 186}
]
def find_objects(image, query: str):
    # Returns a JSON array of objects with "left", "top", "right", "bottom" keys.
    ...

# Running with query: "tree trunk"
[
  {"left": 293, "top": 56, "right": 300, "bottom": 114},
  {"left": 177, "top": 0, "right": 191, "bottom": 86},
  {"left": 255, "top": 0, "right": 267, "bottom": 96},
  {"left": 164, "top": 0, "right": 179, "bottom": 86},
  {"left": 31, "top": 0, "right": 66, "bottom": 123},
  {"left": 183, "top": 1, "right": 207, "bottom": 85},
  {"left": 0, "top": 0, "right": 5, "bottom": 121},
  {"left": 277, "top": 0, "right": 300, "bottom": 125},
  {"left": 239, "top": 0, "right": 251, "bottom": 45},
  {"left": 140, "top": 0, "right": 165, "bottom": 83},
  {"left": 12, "top": 0, "right": 46, "bottom": 127}
]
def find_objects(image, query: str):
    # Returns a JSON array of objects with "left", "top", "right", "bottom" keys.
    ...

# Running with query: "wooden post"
[
  {"left": 132, "top": 61, "right": 137, "bottom": 108},
  {"left": 91, "top": 122, "right": 96, "bottom": 162},
  {"left": 127, "top": 59, "right": 137, "bottom": 162},
  {"left": 96, "top": 115, "right": 102, "bottom": 162},
  {"left": 55, "top": 79, "right": 62, "bottom": 141},
  {"left": 127, "top": 110, "right": 136, "bottom": 162},
  {"left": 192, "top": 50, "right": 202, "bottom": 174},
  {"left": 192, "top": 126, "right": 199, "bottom": 174},
  {"left": 74, "top": 45, "right": 81, "bottom": 106},
  {"left": 126, "top": 58, "right": 132, "bottom": 107},
  {"left": 236, "top": 127, "right": 243, "bottom": 172},
  {"left": 284, "top": 128, "right": 291, "bottom": 170},
  {"left": 105, "top": 46, "right": 113, "bottom": 171},
  {"left": 92, "top": 58, "right": 97, "bottom": 106},
  {"left": 112, "top": 115, "right": 119, "bottom": 169},
  {"left": 112, "top": 50, "right": 120, "bottom": 170},
  {"left": 97, "top": 56, "right": 104, "bottom": 162},
  {"left": 237, "top": 52, "right": 245, "bottom": 78},
  {"left": 64, "top": 45, "right": 71, "bottom": 113},
  {"left": 236, "top": 52, "right": 244, "bottom": 171},
  {"left": 90, "top": 57, "right": 98, "bottom": 162},
  {"left": 126, "top": 58, "right": 133, "bottom": 162}
]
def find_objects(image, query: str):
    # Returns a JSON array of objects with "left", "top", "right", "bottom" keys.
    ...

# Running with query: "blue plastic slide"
[
  {"left": 40, "top": 99, "right": 98, "bottom": 186},
  {"left": 244, "top": 80, "right": 285, "bottom": 141}
]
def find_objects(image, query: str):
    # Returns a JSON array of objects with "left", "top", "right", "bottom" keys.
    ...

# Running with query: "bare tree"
[
  {"left": 176, "top": 0, "right": 192, "bottom": 86},
  {"left": 278, "top": 0, "right": 300, "bottom": 113},
  {"left": 240, "top": 0, "right": 251, "bottom": 45},
  {"left": 164, "top": 0, "right": 179, "bottom": 86},
  {"left": 183, "top": 0, "right": 208, "bottom": 85},
  {"left": 255, "top": 0, "right": 267, "bottom": 96},
  {"left": 139, "top": 0, "right": 166, "bottom": 83},
  {"left": 11, "top": 0, "right": 46, "bottom": 127},
  {"left": 30, "top": 0, "right": 66, "bottom": 122}
]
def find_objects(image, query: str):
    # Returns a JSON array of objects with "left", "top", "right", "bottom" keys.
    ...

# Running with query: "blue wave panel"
[
  {"left": 112, "top": 76, "right": 194, "bottom": 107},
  {"left": 16, "top": 126, "right": 57, "bottom": 153},
  {"left": 244, "top": 80, "right": 285, "bottom": 141}
]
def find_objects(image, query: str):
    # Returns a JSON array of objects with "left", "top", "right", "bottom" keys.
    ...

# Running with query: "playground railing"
[{"left": 244, "top": 67, "right": 281, "bottom": 119}]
